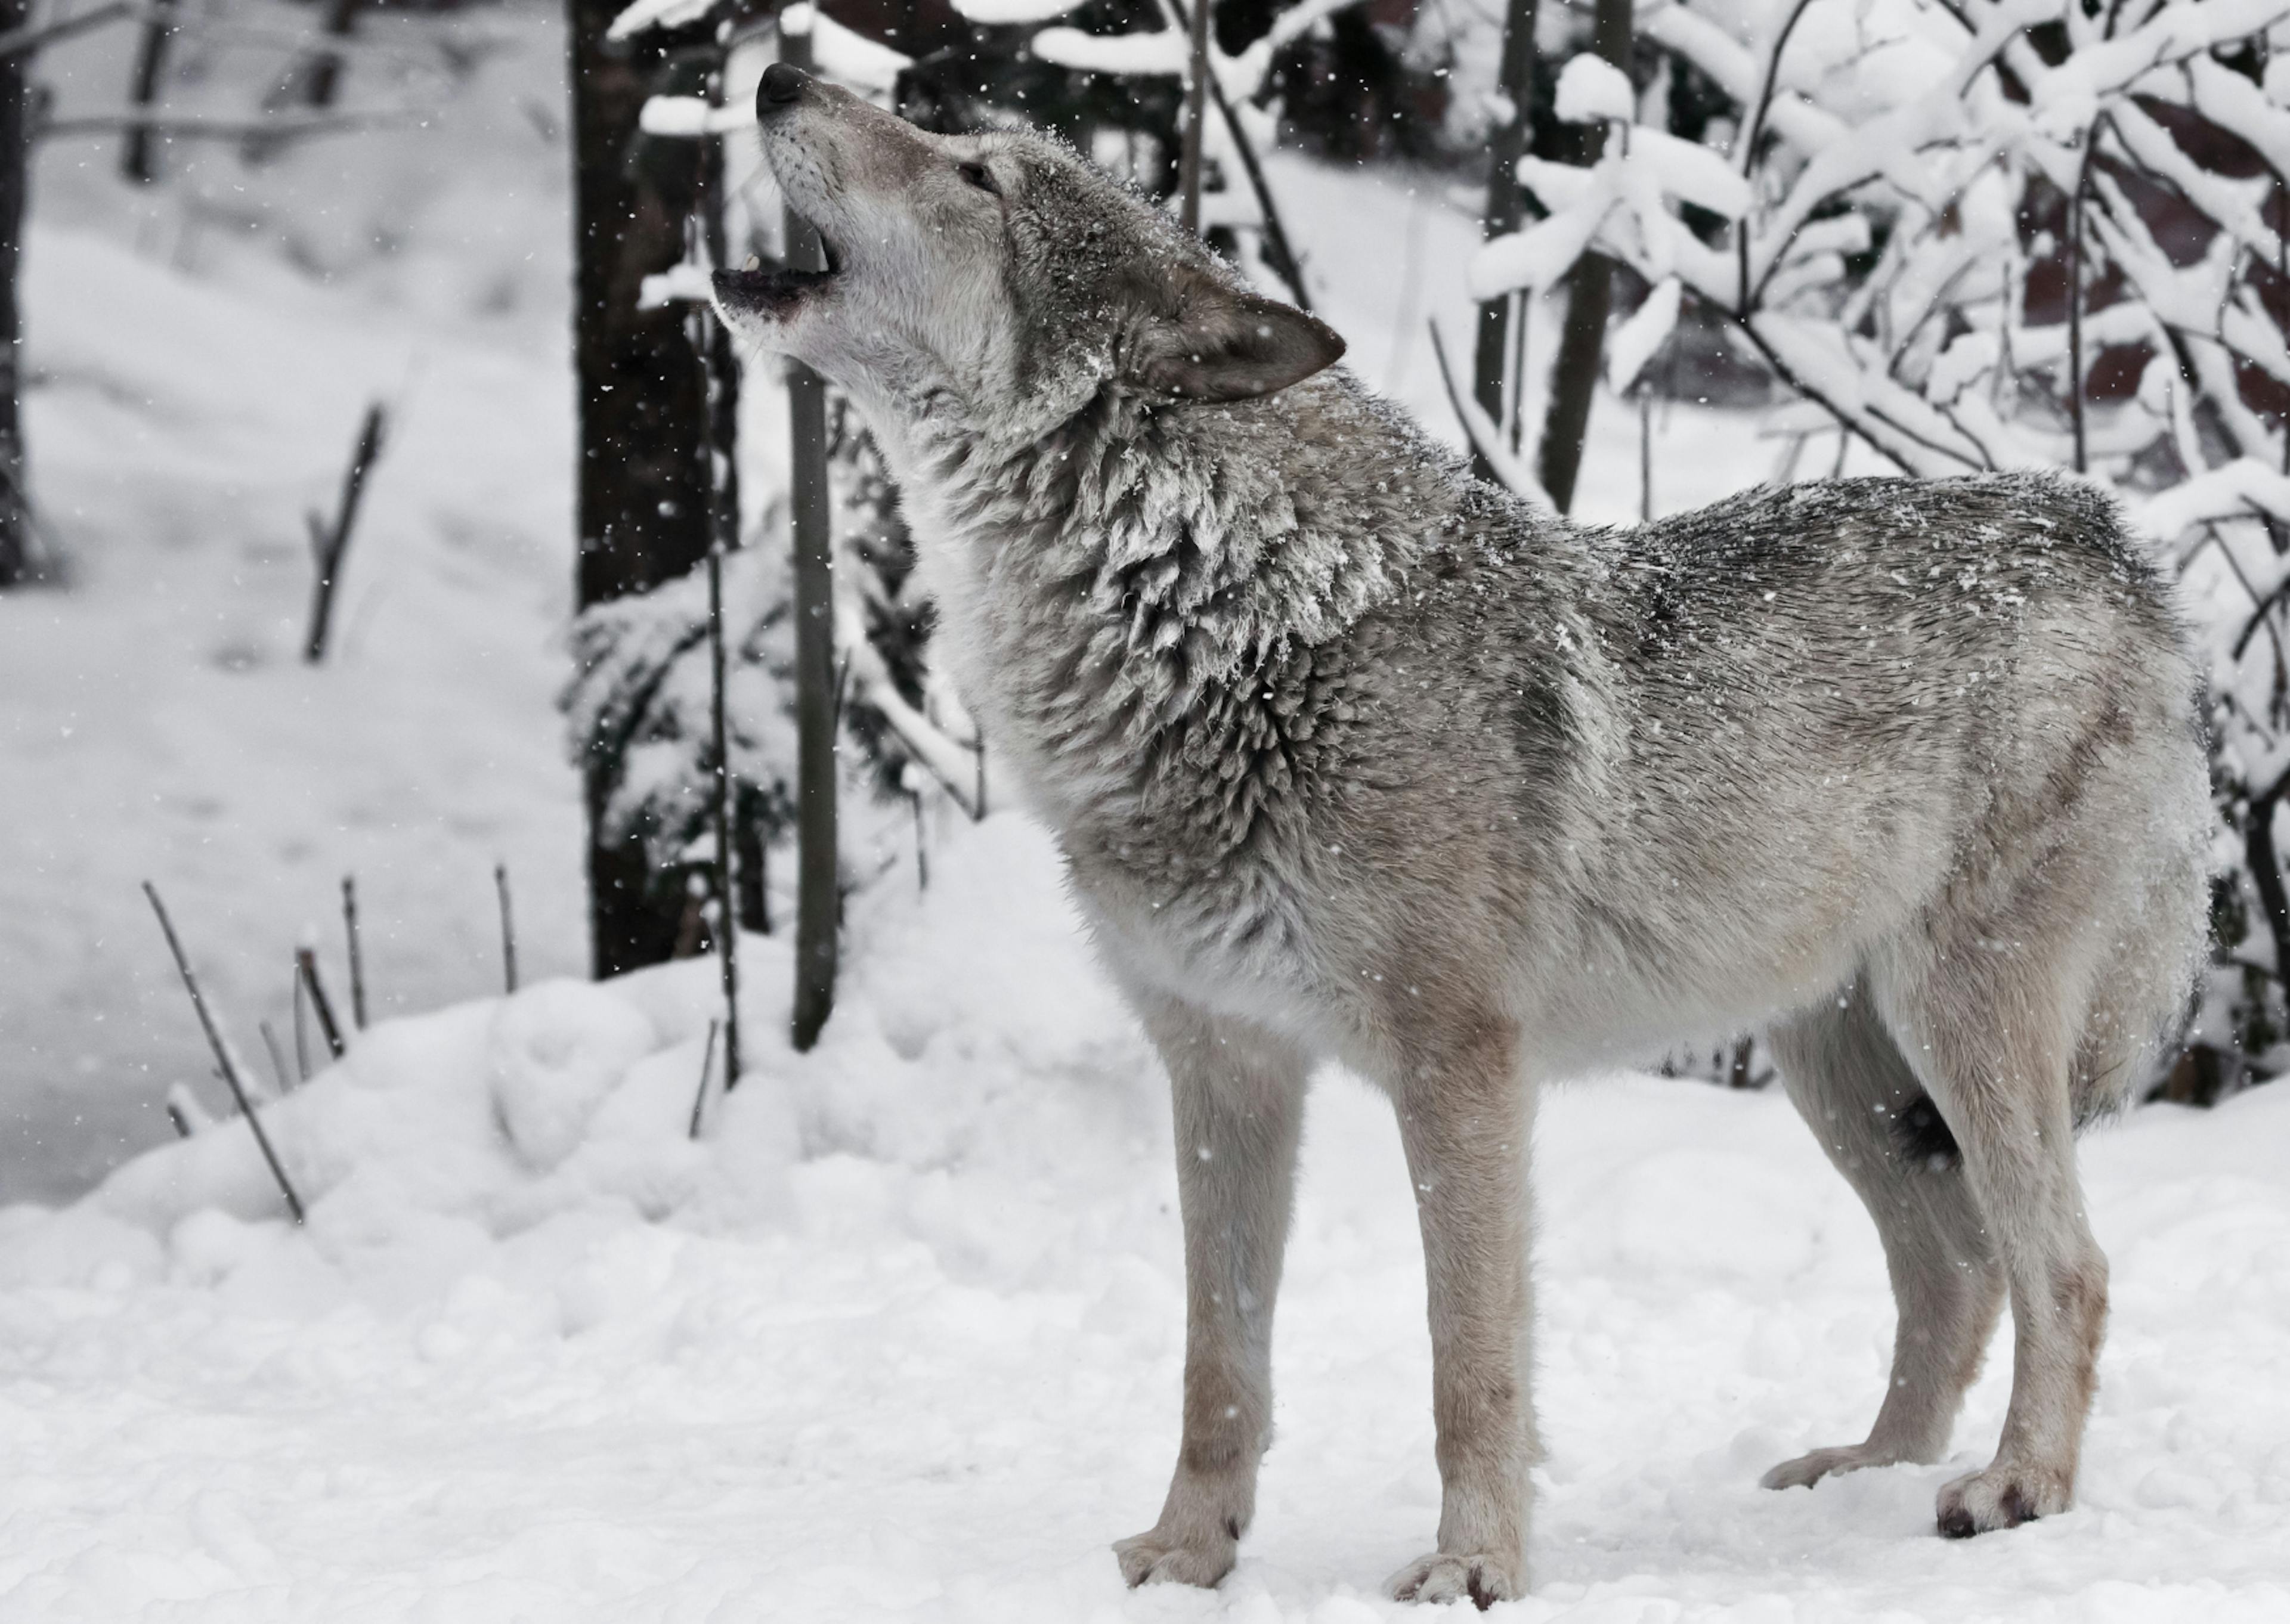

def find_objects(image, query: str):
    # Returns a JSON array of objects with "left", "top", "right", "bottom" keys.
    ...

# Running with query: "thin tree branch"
[
  {"left": 144, "top": 883, "right": 306, "bottom": 1225},
  {"left": 40, "top": 108, "right": 413, "bottom": 142},
  {"left": 0, "top": 1, "right": 135, "bottom": 62}
]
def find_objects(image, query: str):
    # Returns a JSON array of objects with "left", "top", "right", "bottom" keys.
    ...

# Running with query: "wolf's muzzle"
[{"left": 757, "top": 63, "right": 809, "bottom": 119}]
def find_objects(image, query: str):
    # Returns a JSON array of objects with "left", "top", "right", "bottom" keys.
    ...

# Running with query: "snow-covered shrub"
[
  {"left": 561, "top": 545, "right": 798, "bottom": 894},
  {"left": 1474, "top": 0, "right": 2290, "bottom": 1091},
  {"left": 830, "top": 397, "right": 935, "bottom": 802}
]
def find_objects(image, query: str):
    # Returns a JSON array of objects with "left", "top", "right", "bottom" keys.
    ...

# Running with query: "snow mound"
[
  {"left": 64, "top": 814, "right": 1138, "bottom": 1276},
  {"left": 1, "top": 817, "right": 2288, "bottom": 1618}
]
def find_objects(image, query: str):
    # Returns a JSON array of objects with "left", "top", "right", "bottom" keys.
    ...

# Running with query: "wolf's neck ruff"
[{"left": 898, "top": 374, "right": 1412, "bottom": 845}]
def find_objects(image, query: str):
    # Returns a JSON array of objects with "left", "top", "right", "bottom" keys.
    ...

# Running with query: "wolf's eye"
[{"left": 957, "top": 160, "right": 1001, "bottom": 197}]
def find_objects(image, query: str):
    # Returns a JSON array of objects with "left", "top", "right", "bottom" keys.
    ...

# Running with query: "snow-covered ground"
[
  {"left": 2, "top": 816, "right": 2286, "bottom": 1620},
  {"left": 1, "top": 2, "right": 590, "bottom": 1200}
]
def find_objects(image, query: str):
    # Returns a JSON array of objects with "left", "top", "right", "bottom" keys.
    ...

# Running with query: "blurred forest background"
[{"left": 5, "top": 0, "right": 2290, "bottom": 1200}]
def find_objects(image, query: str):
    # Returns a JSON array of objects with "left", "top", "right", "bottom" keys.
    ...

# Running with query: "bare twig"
[
  {"left": 305, "top": 403, "right": 387, "bottom": 664},
  {"left": 258, "top": 1020, "right": 293, "bottom": 1095},
  {"left": 341, "top": 875, "right": 366, "bottom": 1028},
  {"left": 707, "top": 550, "right": 742, "bottom": 1090},
  {"left": 0, "top": 1, "right": 135, "bottom": 63},
  {"left": 2065, "top": 116, "right": 2111, "bottom": 475},
  {"left": 1429, "top": 318, "right": 1547, "bottom": 501},
  {"left": 119, "top": 1, "right": 171, "bottom": 182},
  {"left": 144, "top": 883, "right": 306, "bottom": 1224},
  {"left": 292, "top": 963, "right": 311, "bottom": 1080},
  {"left": 299, "top": 0, "right": 363, "bottom": 110},
  {"left": 41, "top": 109, "right": 411, "bottom": 142},
  {"left": 296, "top": 946, "right": 346, "bottom": 1061},
  {"left": 494, "top": 861, "right": 518, "bottom": 993},
  {"left": 1738, "top": 0, "right": 1817, "bottom": 179},
  {"left": 688, "top": 1018, "right": 719, "bottom": 1140},
  {"left": 912, "top": 790, "right": 928, "bottom": 893}
]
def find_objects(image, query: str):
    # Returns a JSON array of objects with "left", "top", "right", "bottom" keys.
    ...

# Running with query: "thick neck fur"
[{"left": 879, "top": 372, "right": 1426, "bottom": 847}]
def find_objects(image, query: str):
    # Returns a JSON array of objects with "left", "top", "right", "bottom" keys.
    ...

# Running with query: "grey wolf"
[{"left": 713, "top": 62, "right": 2211, "bottom": 1607}]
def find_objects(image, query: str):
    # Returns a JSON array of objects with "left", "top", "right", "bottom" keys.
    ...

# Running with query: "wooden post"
[
  {"left": 1177, "top": 0, "right": 1212, "bottom": 235},
  {"left": 707, "top": 550, "right": 743, "bottom": 1087},
  {"left": 784, "top": 28, "right": 839, "bottom": 1054}
]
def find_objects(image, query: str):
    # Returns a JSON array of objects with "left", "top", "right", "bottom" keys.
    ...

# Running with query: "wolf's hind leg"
[
  {"left": 1760, "top": 983, "right": 2004, "bottom": 1492},
  {"left": 1115, "top": 994, "right": 1308, "bottom": 1591},
  {"left": 1874, "top": 944, "right": 2109, "bottom": 1538}
]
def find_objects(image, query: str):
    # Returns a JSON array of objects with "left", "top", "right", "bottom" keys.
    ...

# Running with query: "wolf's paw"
[
  {"left": 1385, "top": 1551, "right": 1520, "bottom": 1610},
  {"left": 1761, "top": 1441, "right": 1913, "bottom": 1490},
  {"left": 1113, "top": 1525, "right": 1236, "bottom": 1589},
  {"left": 1935, "top": 1463, "right": 2071, "bottom": 1538}
]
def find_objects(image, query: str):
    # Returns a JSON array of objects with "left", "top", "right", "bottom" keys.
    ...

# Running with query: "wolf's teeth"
[{"left": 743, "top": 255, "right": 762, "bottom": 271}]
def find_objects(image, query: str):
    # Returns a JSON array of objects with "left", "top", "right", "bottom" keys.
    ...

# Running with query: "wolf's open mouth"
[{"left": 712, "top": 220, "right": 845, "bottom": 316}]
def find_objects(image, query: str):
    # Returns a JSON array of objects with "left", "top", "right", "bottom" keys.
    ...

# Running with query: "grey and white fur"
[{"left": 713, "top": 64, "right": 2211, "bottom": 1608}]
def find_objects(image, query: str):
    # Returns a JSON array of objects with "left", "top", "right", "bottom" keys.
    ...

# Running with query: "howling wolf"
[{"left": 713, "top": 63, "right": 2209, "bottom": 1607}]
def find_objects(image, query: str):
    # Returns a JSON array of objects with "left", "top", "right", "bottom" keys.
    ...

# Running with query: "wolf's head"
[{"left": 711, "top": 64, "right": 1345, "bottom": 443}]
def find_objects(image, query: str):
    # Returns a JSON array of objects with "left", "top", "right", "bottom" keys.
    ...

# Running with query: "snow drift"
[{"left": 1, "top": 816, "right": 2288, "bottom": 1620}]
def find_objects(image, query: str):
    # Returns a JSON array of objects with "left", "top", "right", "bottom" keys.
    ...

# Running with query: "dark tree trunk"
[
  {"left": 2246, "top": 791, "right": 2290, "bottom": 1006},
  {"left": 568, "top": 0, "right": 713, "bottom": 976},
  {"left": 1469, "top": 0, "right": 1537, "bottom": 484},
  {"left": 1534, "top": 0, "right": 1632, "bottom": 514},
  {"left": 0, "top": 0, "right": 28, "bottom": 588}
]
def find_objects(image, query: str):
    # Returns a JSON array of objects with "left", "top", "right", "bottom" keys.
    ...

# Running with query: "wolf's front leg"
[
  {"left": 1115, "top": 994, "right": 1309, "bottom": 1591},
  {"left": 1385, "top": 1016, "right": 1536, "bottom": 1610}
]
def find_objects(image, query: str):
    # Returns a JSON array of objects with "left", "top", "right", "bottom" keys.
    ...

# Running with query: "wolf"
[{"left": 713, "top": 63, "right": 2211, "bottom": 1607}]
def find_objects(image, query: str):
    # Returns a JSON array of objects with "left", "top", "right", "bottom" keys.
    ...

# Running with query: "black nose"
[{"left": 758, "top": 63, "right": 808, "bottom": 114}]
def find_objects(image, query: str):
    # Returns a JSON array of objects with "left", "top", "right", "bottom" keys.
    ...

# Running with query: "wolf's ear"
[{"left": 1126, "top": 276, "right": 1345, "bottom": 402}]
